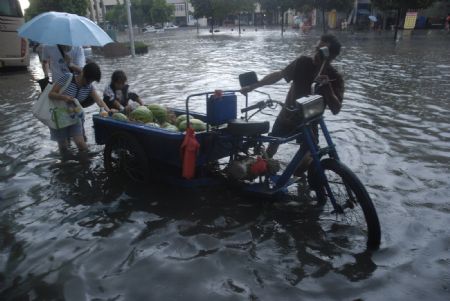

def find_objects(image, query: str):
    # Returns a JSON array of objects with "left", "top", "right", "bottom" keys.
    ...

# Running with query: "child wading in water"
[{"left": 103, "top": 70, "right": 143, "bottom": 113}]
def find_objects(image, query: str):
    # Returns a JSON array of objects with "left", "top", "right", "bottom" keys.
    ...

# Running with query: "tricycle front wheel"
[
  {"left": 308, "top": 159, "right": 381, "bottom": 251},
  {"left": 104, "top": 131, "right": 149, "bottom": 183}
]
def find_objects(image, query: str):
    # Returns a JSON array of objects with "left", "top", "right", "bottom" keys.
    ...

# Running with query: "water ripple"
[{"left": 0, "top": 29, "right": 449, "bottom": 300}]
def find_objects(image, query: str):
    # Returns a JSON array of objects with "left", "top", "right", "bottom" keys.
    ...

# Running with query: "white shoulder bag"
[{"left": 32, "top": 74, "right": 82, "bottom": 129}]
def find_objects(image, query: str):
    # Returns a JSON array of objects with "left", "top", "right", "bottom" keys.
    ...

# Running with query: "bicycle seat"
[{"left": 226, "top": 119, "right": 270, "bottom": 136}]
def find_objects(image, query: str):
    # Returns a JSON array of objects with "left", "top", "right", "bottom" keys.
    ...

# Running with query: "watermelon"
[
  {"left": 130, "top": 106, "right": 153, "bottom": 123},
  {"left": 162, "top": 124, "right": 179, "bottom": 132},
  {"left": 175, "top": 114, "right": 194, "bottom": 126},
  {"left": 112, "top": 112, "right": 128, "bottom": 121},
  {"left": 145, "top": 122, "right": 160, "bottom": 127},
  {"left": 146, "top": 104, "right": 168, "bottom": 124},
  {"left": 178, "top": 118, "right": 206, "bottom": 132}
]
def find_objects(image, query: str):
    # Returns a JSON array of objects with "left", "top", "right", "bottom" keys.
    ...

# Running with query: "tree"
[
  {"left": 371, "top": 0, "right": 436, "bottom": 11},
  {"left": 190, "top": 0, "right": 229, "bottom": 21},
  {"left": 238, "top": 0, "right": 257, "bottom": 13},
  {"left": 371, "top": 0, "right": 437, "bottom": 40},
  {"left": 105, "top": 2, "right": 126, "bottom": 28},
  {"left": 258, "top": 0, "right": 296, "bottom": 34},
  {"left": 26, "top": 0, "right": 89, "bottom": 20},
  {"left": 189, "top": 0, "right": 255, "bottom": 32},
  {"left": 190, "top": 0, "right": 229, "bottom": 32},
  {"left": 151, "top": 0, "right": 174, "bottom": 24},
  {"left": 104, "top": 0, "right": 174, "bottom": 28}
]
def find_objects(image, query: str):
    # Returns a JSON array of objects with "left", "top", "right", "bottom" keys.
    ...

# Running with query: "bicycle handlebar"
[
  {"left": 241, "top": 100, "right": 267, "bottom": 113},
  {"left": 240, "top": 99, "right": 285, "bottom": 114}
]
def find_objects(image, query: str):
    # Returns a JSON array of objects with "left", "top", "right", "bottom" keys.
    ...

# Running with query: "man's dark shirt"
[{"left": 278, "top": 56, "right": 344, "bottom": 129}]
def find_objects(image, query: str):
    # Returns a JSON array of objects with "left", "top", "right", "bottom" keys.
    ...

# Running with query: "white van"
[{"left": 0, "top": 0, "right": 29, "bottom": 69}]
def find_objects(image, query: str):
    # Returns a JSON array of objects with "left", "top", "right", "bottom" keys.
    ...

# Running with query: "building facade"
[
  {"left": 89, "top": 0, "right": 124, "bottom": 23},
  {"left": 166, "top": 0, "right": 188, "bottom": 25},
  {"left": 88, "top": 0, "right": 201, "bottom": 26}
]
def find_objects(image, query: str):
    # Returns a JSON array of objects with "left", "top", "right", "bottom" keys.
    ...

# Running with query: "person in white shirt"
[{"left": 41, "top": 44, "right": 86, "bottom": 83}]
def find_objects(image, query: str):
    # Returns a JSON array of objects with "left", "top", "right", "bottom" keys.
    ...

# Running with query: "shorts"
[{"left": 49, "top": 120, "right": 83, "bottom": 142}]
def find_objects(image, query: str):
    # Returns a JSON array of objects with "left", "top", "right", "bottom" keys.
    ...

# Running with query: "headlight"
[{"left": 295, "top": 95, "right": 325, "bottom": 123}]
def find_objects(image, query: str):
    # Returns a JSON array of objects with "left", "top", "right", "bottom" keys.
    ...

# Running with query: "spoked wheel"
[
  {"left": 104, "top": 132, "right": 149, "bottom": 183},
  {"left": 307, "top": 159, "right": 381, "bottom": 251}
]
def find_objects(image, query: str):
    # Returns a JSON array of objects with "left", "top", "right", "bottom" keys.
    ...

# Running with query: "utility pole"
[
  {"left": 88, "top": 0, "right": 95, "bottom": 21},
  {"left": 239, "top": 12, "right": 241, "bottom": 35},
  {"left": 93, "top": 0, "right": 100, "bottom": 23},
  {"left": 185, "top": 0, "right": 189, "bottom": 26},
  {"left": 100, "top": 0, "right": 106, "bottom": 26},
  {"left": 125, "top": 0, "right": 135, "bottom": 57}
]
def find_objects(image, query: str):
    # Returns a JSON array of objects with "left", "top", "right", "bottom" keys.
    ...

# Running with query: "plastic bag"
[
  {"left": 32, "top": 74, "right": 82, "bottom": 129},
  {"left": 51, "top": 98, "right": 84, "bottom": 129}
]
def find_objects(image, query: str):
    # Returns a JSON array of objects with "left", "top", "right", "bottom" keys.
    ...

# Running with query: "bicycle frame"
[
  {"left": 233, "top": 115, "right": 342, "bottom": 211},
  {"left": 183, "top": 90, "right": 343, "bottom": 211}
]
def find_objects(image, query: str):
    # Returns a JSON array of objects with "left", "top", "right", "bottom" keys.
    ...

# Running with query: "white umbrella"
[{"left": 18, "top": 11, "right": 114, "bottom": 46}]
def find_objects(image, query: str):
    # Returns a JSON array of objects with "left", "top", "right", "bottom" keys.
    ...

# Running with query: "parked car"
[
  {"left": 142, "top": 25, "right": 156, "bottom": 33},
  {"left": 164, "top": 24, "right": 178, "bottom": 30}
]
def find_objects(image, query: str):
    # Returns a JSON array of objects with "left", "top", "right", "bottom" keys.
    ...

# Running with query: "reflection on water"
[{"left": 1, "top": 28, "right": 449, "bottom": 300}]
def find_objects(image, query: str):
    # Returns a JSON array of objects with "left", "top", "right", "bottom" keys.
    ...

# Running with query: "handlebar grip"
[{"left": 241, "top": 100, "right": 266, "bottom": 113}]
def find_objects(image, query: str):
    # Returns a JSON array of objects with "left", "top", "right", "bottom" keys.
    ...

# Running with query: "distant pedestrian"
[{"left": 445, "top": 14, "right": 450, "bottom": 32}]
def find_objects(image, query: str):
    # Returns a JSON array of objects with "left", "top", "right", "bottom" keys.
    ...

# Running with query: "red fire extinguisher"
[{"left": 181, "top": 127, "right": 200, "bottom": 179}]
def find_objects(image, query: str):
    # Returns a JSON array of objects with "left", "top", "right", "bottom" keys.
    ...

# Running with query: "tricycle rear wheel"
[{"left": 104, "top": 131, "right": 149, "bottom": 183}]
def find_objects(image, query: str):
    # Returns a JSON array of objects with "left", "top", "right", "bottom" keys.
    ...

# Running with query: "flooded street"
[{"left": 1, "top": 28, "right": 449, "bottom": 300}]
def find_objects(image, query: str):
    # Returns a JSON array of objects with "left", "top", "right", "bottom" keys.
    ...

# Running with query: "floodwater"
[{"left": 1, "top": 28, "right": 449, "bottom": 300}]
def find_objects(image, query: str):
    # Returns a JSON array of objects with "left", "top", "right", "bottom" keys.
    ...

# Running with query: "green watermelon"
[
  {"left": 146, "top": 104, "right": 168, "bottom": 124},
  {"left": 145, "top": 122, "right": 160, "bottom": 127},
  {"left": 175, "top": 114, "right": 194, "bottom": 126},
  {"left": 178, "top": 118, "right": 206, "bottom": 132},
  {"left": 112, "top": 112, "right": 128, "bottom": 121},
  {"left": 130, "top": 106, "right": 153, "bottom": 123},
  {"left": 163, "top": 124, "right": 179, "bottom": 132}
]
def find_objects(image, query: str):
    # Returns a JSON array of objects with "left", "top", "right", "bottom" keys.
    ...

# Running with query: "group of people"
[
  {"left": 40, "top": 45, "right": 143, "bottom": 155},
  {"left": 41, "top": 33, "right": 343, "bottom": 176}
]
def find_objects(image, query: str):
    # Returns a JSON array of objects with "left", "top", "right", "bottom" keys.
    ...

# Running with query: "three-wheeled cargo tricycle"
[{"left": 93, "top": 73, "right": 381, "bottom": 250}]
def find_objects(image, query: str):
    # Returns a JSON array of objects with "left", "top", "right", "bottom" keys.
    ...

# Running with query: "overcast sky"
[{"left": 19, "top": 0, "right": 30, "bottom": 11}]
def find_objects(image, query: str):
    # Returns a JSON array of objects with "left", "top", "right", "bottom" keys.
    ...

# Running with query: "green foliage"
[
  {"left": 371, "top": 0, "right": 437, "bottom": 11},
  {"left": 258, "top": 0, "right": 352, "bottom": 13},
  {"left": 259, "top": 0, "right": 295, "bottom": 12},
  {"left": 26, "top": 0, "right": 89, "bottom": 20},
  {"left": 311, "top": 0, "right": 353, "bottom": 12},
  {"left": 235, "top": 0, "right": 257, "bottom": 13},
  {"left": 105, "top": 0, "right": 174, "bottom": 26},
  {"left": 190, "top": 0, "right": 256, "bottom": 20},
  {"left": 124, "top": 41, "right": 149, "bottom": 54},
  {"left": 151, "top": 0, "right": 174, "bottom": 24},
  {"left": 105, "top": 4, "right": 127, "bottom": 27}
]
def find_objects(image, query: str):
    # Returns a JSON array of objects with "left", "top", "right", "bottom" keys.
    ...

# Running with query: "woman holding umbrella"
[{"left": 48, "top": 62, "right": 112, "bottom": 154}]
